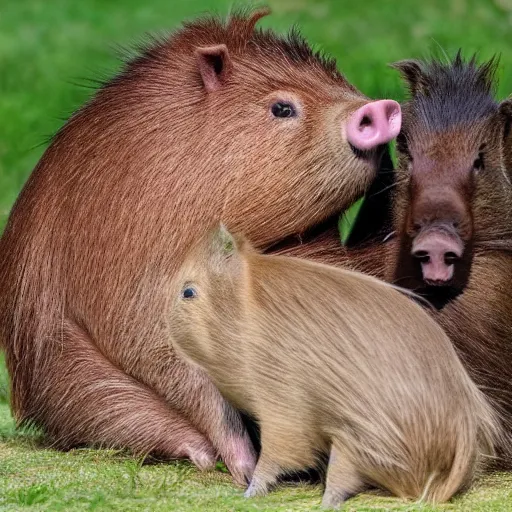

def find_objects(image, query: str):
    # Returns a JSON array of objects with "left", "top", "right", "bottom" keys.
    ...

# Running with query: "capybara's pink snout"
[
  {"left": 346, "top": 100, "right": 402, "bottom": 151},
  {"left": 411, "top": 230, "right": 464, "bottom": 285}
]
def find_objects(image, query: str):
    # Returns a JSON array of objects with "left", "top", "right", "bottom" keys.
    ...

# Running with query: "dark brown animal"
[
  {"left": 170, "top": 224, "right": 498, "bottom": 508},
  {"left": 334, "top": 54, "right": 512, "bottom": 464},
  {"left": 0, "top": 9, "right": 401, "bottom": 481}
]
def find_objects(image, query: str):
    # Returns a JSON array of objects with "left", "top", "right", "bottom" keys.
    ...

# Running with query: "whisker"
[{"left": 368, "top": 181, "right": 398, "bottom": 198}]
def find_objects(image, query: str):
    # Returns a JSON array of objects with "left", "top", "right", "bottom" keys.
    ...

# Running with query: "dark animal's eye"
[
  {"left": 473, "top": 154, "right": 484, "bottom": 171},
  {"left": 182, "top": 287, "right": 197, "bottom": 300},
  {"left": 396, "top": 133, "right": 412, "bottom": 161},
  {"left": 271, "top": 102, "right": 296, "bottom": 119},
  {"left": 473, "top": 149, "right": 485, "bottom": 172}
]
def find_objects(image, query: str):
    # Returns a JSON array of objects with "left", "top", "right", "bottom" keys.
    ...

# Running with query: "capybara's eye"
[
  {"left": 182, "top": 287, "right": 197, "bottom": 300},
  {"left": 271, "top": 102, "right": 296, "bottom": 118}
]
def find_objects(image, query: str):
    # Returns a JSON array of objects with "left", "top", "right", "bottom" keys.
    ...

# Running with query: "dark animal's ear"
[
  {"left": 391, "top": 59, "right": 426, "bottom": 96},
  {"left": 499, "top": 98, "right": 512, "bottom": 139},
  {"left": 195, "top": 44, "right": 232, "bottom": 93}
]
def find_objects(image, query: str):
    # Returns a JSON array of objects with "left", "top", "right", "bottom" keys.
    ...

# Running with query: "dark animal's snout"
[
  {"left": 411, "top": 228, "right": 464, "bottom": 285},
  {"left": 410, "top": 188, "right": 469, "bottom": 286}
]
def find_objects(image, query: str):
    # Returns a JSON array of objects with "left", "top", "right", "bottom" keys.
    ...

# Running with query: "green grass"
[
  {"left": 1, "top": 401, "right": 512, "bottom": 511},
  {"left": 2, "top": 0, "right": 512, "bottom": 509}
]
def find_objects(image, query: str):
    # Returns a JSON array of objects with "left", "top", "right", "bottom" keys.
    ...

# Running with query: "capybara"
[
  {"left": 170, "top": 224, "right": 498, "bottom": 507},
  {"left": 0, "top": 8, "right": 402, "bottom": 481},
  {"left": 334, "top": 54, "right": 512, "bottom": 463}
]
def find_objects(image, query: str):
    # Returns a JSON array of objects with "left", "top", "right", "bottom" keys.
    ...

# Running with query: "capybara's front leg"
[
  {"left": 244, "top": 451, "right": 283, "bottom": 498},
  {"left": 11, "top": 320, "right": 218, "bottom": 469},
  {"left": 151, "top": 360, "right": 257, "bottom": 486},
  {"left": 321, "top": 446, "right": 364, "bottom": 509},
  {"left": 243, "top": 422, "right": 314, "bottom": 498}
]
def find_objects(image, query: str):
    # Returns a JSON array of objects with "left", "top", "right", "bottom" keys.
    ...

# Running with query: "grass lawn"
[
  {"left": 2, "top": 0, "right": 512, "bottom": 509},
  {"left": 1, "top": 393, "right": 512, "bottom": 511}
]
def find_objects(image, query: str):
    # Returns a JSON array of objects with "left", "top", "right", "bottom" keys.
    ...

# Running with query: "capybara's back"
[{"left": 171, "top": 226, "right": 499, "bottom": 507}]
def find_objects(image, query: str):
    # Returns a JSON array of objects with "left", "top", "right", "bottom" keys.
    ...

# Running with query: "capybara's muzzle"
[{"left": 346, "top": 100, "right": 402, "bottom": 151}]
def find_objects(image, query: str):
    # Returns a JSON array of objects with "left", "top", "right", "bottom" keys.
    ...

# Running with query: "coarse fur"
[
  {"left": 0, "top": 8, "right": 393, "bottom": 480},
  {"left": 337, "top": 53, "right": 512, "bottom": 465},
  {"left": 170, "top": 225, "right": 498, "bottom": 508}
]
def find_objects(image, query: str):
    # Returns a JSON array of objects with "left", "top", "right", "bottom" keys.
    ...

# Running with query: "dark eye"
[
  {"left": 182, "top": 287, "right": 197, "bottom": 300},
  {"left": 474, "top": 146, "right": 485, "bottom": 172},
  {"left": 271, "top": 102, "right": 296, "bottom": 118},
  {"left": 473, "top": 154, "right": 484, "bottom": 171},
  {"left": 396, "top": 133, "right": 412, "bottom": 161}
]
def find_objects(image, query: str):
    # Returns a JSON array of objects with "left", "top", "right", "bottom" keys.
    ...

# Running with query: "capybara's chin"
[{"left": 264, "top": 145, "right": 391, "bottom": 257}]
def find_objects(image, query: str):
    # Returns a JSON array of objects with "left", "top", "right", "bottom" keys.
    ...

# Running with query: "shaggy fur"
[{"left": 170, "top": 225, "right": 498, "bottom": 507}]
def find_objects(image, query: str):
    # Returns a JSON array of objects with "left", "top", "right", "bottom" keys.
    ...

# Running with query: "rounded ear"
[
  {"left": 205, "top": 223, "right": 248, "bottom": 274},
  {"left": 216, "top": 223, "right": 237, "bottom": 256},
  {"left": 390, "top": 59, "right": 426, "bottom": 96},
  {"left": 195, "top": 44, "right": 232, "bottom": 93}
]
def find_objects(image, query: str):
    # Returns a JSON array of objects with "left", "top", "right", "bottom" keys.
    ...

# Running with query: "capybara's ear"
[
  {"left": 195, "top": 44, "right": 232, "bottom": 93},
  {"left": 216, "top": 223, "right": 238, "bottom": 256},
  {"left": 205, "top": 224, "right": 241, "bottom": 272},
  {"left": 391, "top": 59, "right": 426, "bottom": 96}
]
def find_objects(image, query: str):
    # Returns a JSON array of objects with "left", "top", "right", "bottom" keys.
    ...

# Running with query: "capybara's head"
[
  {"left": 391, "top": 53, "right": 512, "bottom": 300},
  {"left": 154, "top": 8, "right": 401, "bottom": 250},
  {"left": 170, "top": 225, "right": 248, "bottom": 368}
]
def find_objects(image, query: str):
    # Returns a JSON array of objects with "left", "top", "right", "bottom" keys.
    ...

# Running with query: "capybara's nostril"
[
  {"left": 411, "top": 230, "right": 464, "bottom": 285},
  {"left": 346, "top": 100, "right": 402, "bottom": 152},
  {"left": 360, "top": 115, "right": 372, "bottom": 127}
]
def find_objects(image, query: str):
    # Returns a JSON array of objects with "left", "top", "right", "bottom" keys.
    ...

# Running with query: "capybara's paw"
[
  {"left": 243, "top": 479, "right": 269, "bottom": 498},
  {"left": 184, "top": 441, "right": 217, "bottom": 471},
  {"left": 221, "top": 432, "right": 257, "bottom": 487},
  {"left": 320, "top": 490, "right": 350, "bottom": 509}
]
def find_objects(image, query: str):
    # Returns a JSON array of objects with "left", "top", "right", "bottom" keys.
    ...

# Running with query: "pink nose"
[
  {"left": 346, "top": 100, "right": 402, "bottom": 151},
  {"left": 411, "top": 231, "right": 464, "bottom": 285}
]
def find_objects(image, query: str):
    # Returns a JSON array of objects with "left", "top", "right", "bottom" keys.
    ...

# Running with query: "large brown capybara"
[
  {"left": 169, "top": 224, "right": 498, "bottom": 508},
  {"left": 333, "top": 54, "right": 512, "bottom": 465},
  {"left": 0, "top": 9, "right": 401, "bottom": 482}
]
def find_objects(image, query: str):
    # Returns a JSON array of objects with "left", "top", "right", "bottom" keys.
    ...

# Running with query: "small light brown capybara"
[
  {"left": 170, "top": 224, "right": 498, "bottom": 508},
  {"left": 0, "top": 8, "right": 401, "bottom": 482}
]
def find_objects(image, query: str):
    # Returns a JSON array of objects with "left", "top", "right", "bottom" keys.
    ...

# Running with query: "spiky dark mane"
[{"left": 403, "top": 52, "right": 500, "bottom": 130}]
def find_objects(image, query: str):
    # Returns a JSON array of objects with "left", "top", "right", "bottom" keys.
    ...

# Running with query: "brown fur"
[
  {"left": 170, "top": 225, "right": 498, "bottom": 507},
  {"left": 332, "top": 54, "right": 512, "bottom": 465},
  {"left": 0, "top": 8, "right": 392, "bottom": 481}
]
